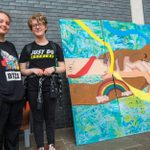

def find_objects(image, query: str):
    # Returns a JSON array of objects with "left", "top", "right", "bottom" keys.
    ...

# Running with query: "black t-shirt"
[
  {"left": 0, "top": 41, "right": 24, "bottom": 102},
  {"left": 19, "top": 41, "right": 64, "bottom": 91}
]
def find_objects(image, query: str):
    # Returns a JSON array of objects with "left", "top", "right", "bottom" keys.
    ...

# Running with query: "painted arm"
[{"left": 118, "top": 70, "right": 150, "bottom": 84}]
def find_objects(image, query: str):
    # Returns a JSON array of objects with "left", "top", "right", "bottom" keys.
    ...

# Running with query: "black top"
[
  {"left": 0, "top": 41, "right": 24, "bottom": 102},
  {"left": 19, "top": 41, "right": 64, "bottom": 91},
  {"left": 19, "top": 41, "right": 64, "bottom": 68}
]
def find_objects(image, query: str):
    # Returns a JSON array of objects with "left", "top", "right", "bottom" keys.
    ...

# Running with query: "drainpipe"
[{"left": 130, "top": 0, "right": 145, "bottom": 24}]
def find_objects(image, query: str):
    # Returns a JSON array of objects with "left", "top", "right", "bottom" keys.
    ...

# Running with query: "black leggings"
[
  {"left": 28, "top": 91, "right": 57, "bottom": 148},
  {"left": 0, "top": 100, "right": 24, "bottom": 150}
]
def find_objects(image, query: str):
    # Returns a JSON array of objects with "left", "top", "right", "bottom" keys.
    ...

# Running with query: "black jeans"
[
  {"left": 28, "top": 91, "right": 57, "bottom": 148},
  {"left": 0, "top": 100, "right": 24, "bottom": 150}
]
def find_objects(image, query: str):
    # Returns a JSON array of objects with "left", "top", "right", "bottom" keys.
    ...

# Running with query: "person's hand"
[
  {"left": 43, "top": 67, "right": 55, "bottom": 76},
  {"left": 31, "top": 68, "right": 44, "bottom": 76},
  {"left": 99, "top": 50, "right": 125, "bottom": 71}
]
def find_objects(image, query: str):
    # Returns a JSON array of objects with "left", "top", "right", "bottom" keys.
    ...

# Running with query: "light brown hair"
[
  {"left": 0, "top": 10, "right": 11, "bottom": 22},
  {"left": 28, "top": 13, "right": 48, "bottom": 31}
]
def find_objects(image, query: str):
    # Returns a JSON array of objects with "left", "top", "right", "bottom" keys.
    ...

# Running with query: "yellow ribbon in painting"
[
  {"left": 74, "top": 19, "right": 150, "bottom": 101},
  {"left": 74, "top": 20, "right": 114, "bottom": 73}
]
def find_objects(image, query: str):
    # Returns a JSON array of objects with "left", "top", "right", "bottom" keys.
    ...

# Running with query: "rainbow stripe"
[{"left": 97, "top": 79, "right": 130, "bottom": 96}]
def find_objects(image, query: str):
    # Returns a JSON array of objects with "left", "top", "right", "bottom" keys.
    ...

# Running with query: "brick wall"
[
  {"left": 143, "top": 0, "right": 150, "bottom": 24},
  {"left": 0, "top": 0, "right": 131, "bottom": 128}
]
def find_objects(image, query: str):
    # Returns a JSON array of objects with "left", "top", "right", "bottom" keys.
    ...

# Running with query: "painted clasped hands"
[{"left": 31, "top": 67, "right": 55, "bottom": 76}]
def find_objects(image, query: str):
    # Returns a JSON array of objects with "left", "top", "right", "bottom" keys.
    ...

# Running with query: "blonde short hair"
[{"left": 28, "top": 13, "right": 48, "bottom": 31}]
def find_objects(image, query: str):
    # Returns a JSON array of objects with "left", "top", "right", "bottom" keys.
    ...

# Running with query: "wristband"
[{"left": 53, "top": 66, "right": 56, "bottom": 73}]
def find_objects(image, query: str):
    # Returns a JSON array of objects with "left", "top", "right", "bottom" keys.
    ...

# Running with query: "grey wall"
[
  {"left": 0, "top": 0, "right": 132, "bottom": 128},
  {"left": 143, "top": 0, "right": 150, "bottom": 24}
]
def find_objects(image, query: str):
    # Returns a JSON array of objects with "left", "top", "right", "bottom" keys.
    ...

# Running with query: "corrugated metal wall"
[{"left": 143, "top": 0, "right": 150, "bottom": 24}]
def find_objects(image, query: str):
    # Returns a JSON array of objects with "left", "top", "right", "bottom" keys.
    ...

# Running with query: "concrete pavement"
[{"left": 19, "top": 127, "right": 150, "bottom": 150}]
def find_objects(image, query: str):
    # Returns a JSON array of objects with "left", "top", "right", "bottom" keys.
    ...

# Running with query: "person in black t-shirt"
[
  {"left": 19, "top": 13, "right": 65, "bottom": 150},
  {"left": 0, "top": 11, "right": 24, "bottom": 150}
]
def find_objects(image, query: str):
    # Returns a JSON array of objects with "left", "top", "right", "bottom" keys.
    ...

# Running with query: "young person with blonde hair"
[{"left": 19, "top": 13, "right": 65, "bottom": 150}]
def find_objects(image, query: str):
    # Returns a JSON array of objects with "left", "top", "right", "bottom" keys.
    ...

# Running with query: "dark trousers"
[
  {"left": 0, "top": 100, "right": 24, "bottom": 150},
  {"left": 28, "top": 91, "right": 57, "bottom": 148}
]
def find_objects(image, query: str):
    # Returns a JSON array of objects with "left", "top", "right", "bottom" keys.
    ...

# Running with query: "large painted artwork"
[{"left": 59, "top": 19, "right": 150, "bottom": 145}]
